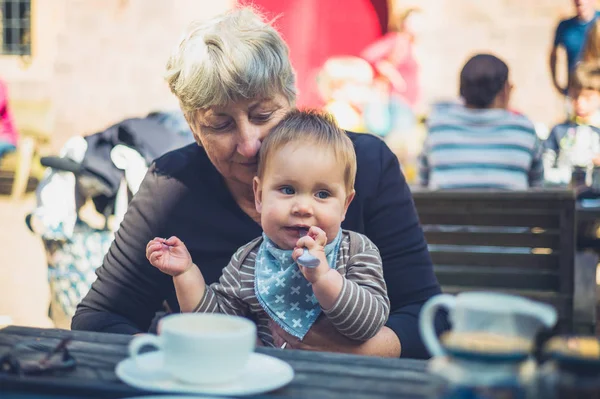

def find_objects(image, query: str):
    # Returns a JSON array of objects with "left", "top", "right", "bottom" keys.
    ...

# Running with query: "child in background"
[
  {"left": 360, "top": 7, "right": 422, "bottom": 137},
  {"left": 146, "top": 110, "right": 390, "bottom": 347},
  {"left": 544, "top": 62, "right": 600, "bottom": 185}
]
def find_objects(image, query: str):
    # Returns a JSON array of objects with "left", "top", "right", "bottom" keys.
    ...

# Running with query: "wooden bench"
[{"left": 411, "top": 189, "right": 597, "bottom": 334}]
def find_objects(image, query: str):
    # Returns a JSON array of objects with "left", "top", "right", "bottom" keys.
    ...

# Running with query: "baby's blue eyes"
[{"left": 279, "top": 187, "right": 330, "bottom": 199}]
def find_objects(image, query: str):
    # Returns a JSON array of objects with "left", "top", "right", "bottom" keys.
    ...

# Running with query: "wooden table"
[{"left": 0, "top": 326, "right": 437, "bottom": 399}]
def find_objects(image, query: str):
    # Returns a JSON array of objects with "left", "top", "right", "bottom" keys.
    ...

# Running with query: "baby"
[{"left": 146, "top": 109, "right": 390, "bottom": 346}]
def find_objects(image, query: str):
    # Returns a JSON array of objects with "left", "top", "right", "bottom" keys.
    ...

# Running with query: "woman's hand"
[
  {"left": 271, "top": 317, "right": 354, "bottom": 352},
  {"left": 292, "top": 226, "right": 329, "bottom": 283},
  {"left": 146, "top": 236, "right": 193, "bottom": 277},
  {"left": 270, "top": 317, "right": 401, "bottom": 357}
]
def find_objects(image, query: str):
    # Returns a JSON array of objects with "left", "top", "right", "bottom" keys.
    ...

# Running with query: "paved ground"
[{"left": 0, "top": 194, "right": 53, "bottom": 328}]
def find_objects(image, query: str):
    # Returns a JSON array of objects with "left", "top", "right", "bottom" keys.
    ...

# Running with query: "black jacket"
[{"left": 72, "top": 133, "right": 443, "bottom": 359}]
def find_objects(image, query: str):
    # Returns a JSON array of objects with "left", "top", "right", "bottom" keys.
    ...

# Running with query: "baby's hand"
[
  {"left": 292, "top": 226, "right": 329, "bottom": 284},
  {"left": 146, "top": 236, "right": 193, "bottom": 277}
]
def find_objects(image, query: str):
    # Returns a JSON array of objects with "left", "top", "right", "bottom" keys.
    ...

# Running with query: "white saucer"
[
  {"left": 115, "top": 351, "right": 294, "bottom": 396},
  {"left": 126, "top": 396, "right": 226, "bottom": 399}
]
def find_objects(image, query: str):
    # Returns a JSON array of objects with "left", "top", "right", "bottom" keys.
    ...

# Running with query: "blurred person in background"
[
  {"left": 544, "top": 62, "right": 600, "bottom": 185},
  {"left": 72, "top": 7, "right": 444, "bottom": 359},
  {"left": 419, "top": 54, "right": 544, "bottom": 190},
  {"left": 550, "top": 0, "right": 599, "bottom": 96},
  {"left": 360, "top": 7, "right": 421, "bottom": 138},
  {"left": 316, "top": 56, "right": 374, "bottom": 133},
  {"left": 0, "top": 78, "right": 18, "bottom": 158}
]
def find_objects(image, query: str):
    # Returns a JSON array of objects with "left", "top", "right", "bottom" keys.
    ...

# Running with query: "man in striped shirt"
[
  {"left": 146, "top": 110, "right": 390, "bottom": 347},
  {"left": 419, "top": 54, "right": 544, "bottom": 190}
]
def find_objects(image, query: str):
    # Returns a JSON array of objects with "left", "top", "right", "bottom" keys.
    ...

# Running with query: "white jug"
[{"left": 420, "top": 292, "right": 558, "bottom": 357}]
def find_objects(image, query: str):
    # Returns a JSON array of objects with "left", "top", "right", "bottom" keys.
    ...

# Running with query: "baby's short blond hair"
[{"left": 258, "top": 110, "right": 357, "bottom": 193}]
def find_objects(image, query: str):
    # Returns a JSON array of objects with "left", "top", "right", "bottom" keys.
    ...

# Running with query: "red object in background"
[
  {"left": 240, "top": 0, "right": 388, "bottom": 108},
  {"left": 0, "top": 79, "right": 18, "bottom": 146}
]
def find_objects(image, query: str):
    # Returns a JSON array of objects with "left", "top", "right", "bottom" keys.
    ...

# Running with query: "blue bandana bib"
[{"left": 254, "top": 230, "right": 342, "bottom": 339}]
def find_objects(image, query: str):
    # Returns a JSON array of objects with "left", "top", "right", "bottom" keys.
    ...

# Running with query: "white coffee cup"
[{"left": 128, "top": 313, "right": 256, "bottom": 385}]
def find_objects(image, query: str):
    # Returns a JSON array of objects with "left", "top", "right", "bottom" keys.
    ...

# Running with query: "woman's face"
[{"left": 192, "top": 94, "right": 292, "bottom": 187}]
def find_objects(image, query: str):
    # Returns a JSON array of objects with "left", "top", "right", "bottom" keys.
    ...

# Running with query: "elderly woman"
[{"left": 72, "top": 7, "right": 442, "bottom": 359}]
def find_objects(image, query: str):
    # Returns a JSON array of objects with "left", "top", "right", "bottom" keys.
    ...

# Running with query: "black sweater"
[{"left": 72, "top": 133, "right": 442, "bottom": 359}]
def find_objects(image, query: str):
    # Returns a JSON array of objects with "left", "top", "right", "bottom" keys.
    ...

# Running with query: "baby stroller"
[{"left": 26, "top": 114, "right": 194, "bottom": 328}]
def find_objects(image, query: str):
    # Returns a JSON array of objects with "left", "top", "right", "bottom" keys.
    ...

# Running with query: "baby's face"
[{"left": 253, "top": 143, "right": 354, "bottom": 250}]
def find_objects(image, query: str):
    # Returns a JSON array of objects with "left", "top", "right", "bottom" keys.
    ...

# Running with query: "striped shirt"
[
  {"left": 194, "top": 230, "right": 390, "bottom": 346},
  {"left": 419, "top": 103, "right": 544, "bottom": 190}
]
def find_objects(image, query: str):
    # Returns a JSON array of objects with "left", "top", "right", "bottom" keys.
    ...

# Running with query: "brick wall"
[
  {"left": 0, "top": 0, "right": 588, "bottom": 149},
  {"left": 2, "top": 0, "right": 232, "bottom": 150},
  {"left": 50, "top": 0, "right": 233, "bottom": 149},
  {"left": 404, "top": 0, "right": 575, "bottom": 124}
]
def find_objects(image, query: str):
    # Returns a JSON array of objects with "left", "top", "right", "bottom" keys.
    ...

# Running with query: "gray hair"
[{"left": 165, "top": 7, "right": 297, "bottom": 125}]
